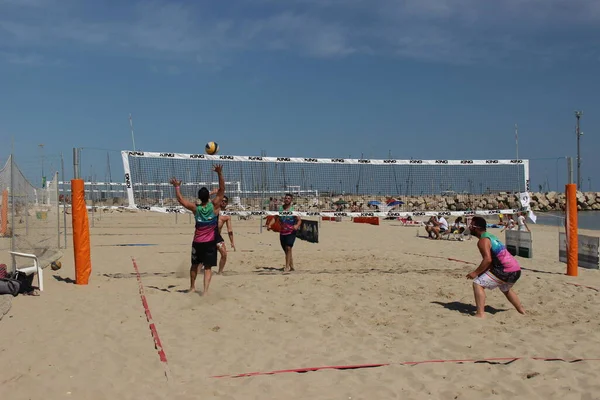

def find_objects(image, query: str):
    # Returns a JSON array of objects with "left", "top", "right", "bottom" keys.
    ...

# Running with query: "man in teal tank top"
[
  {"left": 170, "top": 164, "right": 225, "bottom": 295},
  {"left": 466, "top": 216, "right": 526, "bottom": 318},
  {"left": 267, "top": 193, "right": 301, "bottom": 272}
]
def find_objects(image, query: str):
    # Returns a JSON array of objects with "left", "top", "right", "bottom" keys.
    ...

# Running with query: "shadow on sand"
[{"left": 431, "top": 301, "right": 508, "bottom": 316}]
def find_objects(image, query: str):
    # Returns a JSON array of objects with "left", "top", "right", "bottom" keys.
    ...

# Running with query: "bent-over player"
[
  {"left": 466, "top": 216, "right": 526, "bottom": 318},
  {"left": 170, "top": 164, "right": 225, "bottom": 295}
]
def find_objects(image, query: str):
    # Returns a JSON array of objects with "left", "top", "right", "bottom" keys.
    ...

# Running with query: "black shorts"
[
  {"left": 491, "top": 266, "right": 521, "bottom": 284},
  {"left": 280, "top": 232, "right": 296, "bottom": 249},
  {"left": 215, "top": 231, "right": 224, "bottom": 244},
  {"left": 191, "top": 241, "right": 217, "bottom": 268}
]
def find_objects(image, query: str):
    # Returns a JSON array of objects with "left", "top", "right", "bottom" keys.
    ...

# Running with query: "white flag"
[
  {"left": 528, "top": 210, "right": 537, "bottom": 224},
  {"left": 519, "top": 192, "right": 531, "bottom": 209}
]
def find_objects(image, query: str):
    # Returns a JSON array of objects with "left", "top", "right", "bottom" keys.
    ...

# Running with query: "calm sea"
[{"left": 534, "top": 211, "right": 600, "bottom": 230}]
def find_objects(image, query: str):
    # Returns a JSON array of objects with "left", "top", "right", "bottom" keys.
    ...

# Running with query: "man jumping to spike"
[
  {"left": 170, "top": 164, "right": 225, "bottom": 295},
  {"left": 466, "top": 216, "right": 526, "bottom": 318}
]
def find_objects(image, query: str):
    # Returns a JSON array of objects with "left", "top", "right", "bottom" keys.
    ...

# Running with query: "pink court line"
[
  {"left": 211, "top": 357, "right": 600, "bottom": 379},
  {"left": 132, "top": 258, "right": 173, "bottom": 382}
]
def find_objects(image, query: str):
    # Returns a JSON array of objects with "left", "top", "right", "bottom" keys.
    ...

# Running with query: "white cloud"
[{"left": 0, "top": 0, "right": 599, "bottom": 67}]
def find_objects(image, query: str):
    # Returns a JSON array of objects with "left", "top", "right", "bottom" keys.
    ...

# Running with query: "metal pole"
[
  {"left": 56, "top": 171, "right": 60, "bottom": 249},
  {"left": 259, "top": 150, "right": 264, "bottom": 234},
  {"left": 61, "top": 153, "right": 67, "bottom": 248},
  {"left": 73, "top": 148, "right": 80, "bottom": 179},
  {"left": 90, "top": 165, "right": 95, "bottom": 228},
  {"left": 567, "top": 157, "right": 573, "bottom": 185},
  {"left": 575, "top": 111, "right": 583, "bottom": 190},
  {"left": 10, "top": 152, "right": 15, "bottom": 266},
  {"left": 129, "top": 113, "right": 136, "bottom": 152}
]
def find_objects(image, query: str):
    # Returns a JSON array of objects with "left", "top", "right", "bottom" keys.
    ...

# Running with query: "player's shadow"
[
  {"left": 147, "top": 285, "right": 176, "bottom": 293},
  {"left": 255, "top": 267, "right": 285, "bottom": 275},
  {"left": 431, "top": 301, "right": 508, "bottom": 316},
  {"left": 52, "top": 275, "right": 76, "bottom": 284}
]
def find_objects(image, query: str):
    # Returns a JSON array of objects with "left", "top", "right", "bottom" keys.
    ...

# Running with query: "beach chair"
[{"left": 9, "top": 251, "right": 43, "bottom": 292}]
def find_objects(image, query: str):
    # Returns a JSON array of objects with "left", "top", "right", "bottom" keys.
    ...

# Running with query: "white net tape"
[{"left": 122, "top": 151, "right": 531, "bottom": 218}]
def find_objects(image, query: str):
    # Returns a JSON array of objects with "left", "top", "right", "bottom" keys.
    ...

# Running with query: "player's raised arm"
[
  {"left": 170, "top": 177, "right": 196, "bottom": 213},
  {"left": 212, "top": 164, "right": 226, "bottom": 211}
]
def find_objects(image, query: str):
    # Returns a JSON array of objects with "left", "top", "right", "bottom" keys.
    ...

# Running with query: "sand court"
[{"left": 1, "top": 212, "right": 600, "bottom": 399}]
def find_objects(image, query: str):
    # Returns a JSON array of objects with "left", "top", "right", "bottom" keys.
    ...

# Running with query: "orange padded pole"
[
  {"left": 71, "top": 179, "right": 91, "bottom": 284},
  {"left": 565, "top": 184, "right": 578, "bottom": 277},
  {"left": 1, "top": 189, "right": 7, "bottom": 236}
]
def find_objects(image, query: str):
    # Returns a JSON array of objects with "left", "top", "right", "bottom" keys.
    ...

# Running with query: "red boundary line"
[
  {"left": 403, "top": 252, "right": 477, "bottom": 266},
  {"left": 211, "top": 357, "right": 600, "bottom": 379},
  {"left": 565, "top": 282, "right": 600, "bottom": 292},
  {"left": 132, "top": 258, "right": 172, "bottom": 381},
  {"left": 405, "top": 252, "right": 600, "bottom": 292}
]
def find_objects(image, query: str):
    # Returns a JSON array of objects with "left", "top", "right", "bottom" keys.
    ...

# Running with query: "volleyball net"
[
  {"left": 0, "top": 155, "right": 63, "bottom": 270},
  {"left": 121, "top": 151, "right": 532, "bottom": 218}
]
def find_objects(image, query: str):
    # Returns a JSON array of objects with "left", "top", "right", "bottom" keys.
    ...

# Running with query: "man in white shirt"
[
  {"left": 517, "top": 212, "right": 530, "bottom": 232},
  {"left": 437, "top": 215, "right": 449, "bottom": 238},
  {"left": 426, "top": 214, "right": 449, "bottom": 240}
]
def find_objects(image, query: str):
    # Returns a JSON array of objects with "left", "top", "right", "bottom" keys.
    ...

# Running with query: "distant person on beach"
[
  {"left": 170, "top": 164, "right": 225, "bottom": 295},
  {"left": 425, "top": 214, "right": 448, "bottom": 239},
  {"left": 466, "top": 216, "right": 526, "bottom": 318},
  {"left": 209, "top": 191, "right": 236, "bottom": 274},
  {"left": 500, "top": 214, "right": 516, "bottom": 232},
  {"left": 517, "top": 212, "right": 530, "bottom": 232},
  {"left": 267, "top": 193, "right": 301, "bottom": 272}
]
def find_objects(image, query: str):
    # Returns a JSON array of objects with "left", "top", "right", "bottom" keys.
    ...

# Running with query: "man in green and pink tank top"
[
  {"left": 267, "top": 193, "right": 301, "bottom": 272},
  {"left": 466, "top": 216, "right": 526, "bottom": 318},
  {"left": 170, "top": 164, "right": 225, "bottom": 296}
]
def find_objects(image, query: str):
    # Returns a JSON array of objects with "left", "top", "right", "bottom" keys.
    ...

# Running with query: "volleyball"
[
  {"left": 205, "top": 142, "right": 219, "bottom": 155},
  {"left": 51, "top": 261, "right": 62, "bottom": 271}
]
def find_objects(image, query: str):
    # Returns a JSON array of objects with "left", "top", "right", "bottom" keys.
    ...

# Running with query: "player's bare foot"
[
  {"left": 185, "top": 287, "right": 196, "bottom": 293},
  {"left": 474, "top": 313, "right": 485, "bottom": 318}
]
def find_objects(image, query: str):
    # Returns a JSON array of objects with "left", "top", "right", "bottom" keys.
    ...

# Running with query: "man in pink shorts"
[{"left": 466, "top": 216, "right": 526, "bottom": 318}]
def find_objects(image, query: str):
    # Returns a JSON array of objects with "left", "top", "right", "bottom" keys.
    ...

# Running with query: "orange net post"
[
  {"left": 1, "top": 189, "right": 7, "bottom": 236},
  {"left": 71, "top": 179, "right": 92, "bottom": 284},
  {"left": 565, "top": 183, "right": 578, "bottom": 277}
]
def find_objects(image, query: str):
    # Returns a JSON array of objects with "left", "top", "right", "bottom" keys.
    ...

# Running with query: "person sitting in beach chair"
[{"left": 441, "top": 216, "right": 469, "bottom": 240}]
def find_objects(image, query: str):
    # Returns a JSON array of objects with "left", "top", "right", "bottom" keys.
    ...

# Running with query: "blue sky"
[{"left": 1, "top": 0, "right": 599, "bottom": 192}]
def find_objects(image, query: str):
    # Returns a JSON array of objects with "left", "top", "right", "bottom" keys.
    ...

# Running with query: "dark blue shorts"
[{"left": 280, "top": 232, "right": 296, "bottom": 249}]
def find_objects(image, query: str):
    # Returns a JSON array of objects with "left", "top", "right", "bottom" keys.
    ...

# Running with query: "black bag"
[{"left": 14, "top": 271, "right": 35, "bottom": 293}]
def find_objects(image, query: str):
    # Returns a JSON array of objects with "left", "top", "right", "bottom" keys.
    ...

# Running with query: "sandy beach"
[{"left": 1, "top": 211, "right": 600, "bottom": 400}]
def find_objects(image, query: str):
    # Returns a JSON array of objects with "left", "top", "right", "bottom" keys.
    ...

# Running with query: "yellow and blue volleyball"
[{"left": 205, "top": 142, "right": 219, "bottom": 155}]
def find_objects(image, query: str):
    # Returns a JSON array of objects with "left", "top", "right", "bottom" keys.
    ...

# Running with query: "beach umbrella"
[
  {"left": 368, "top": 200, "right": 381, "bottom": 206},
  {"left": 386, "top": 200, "right": 404, "bottom": 206},
  {"left": 334, "top": 199, "right": 348, "bottom": 205}
]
